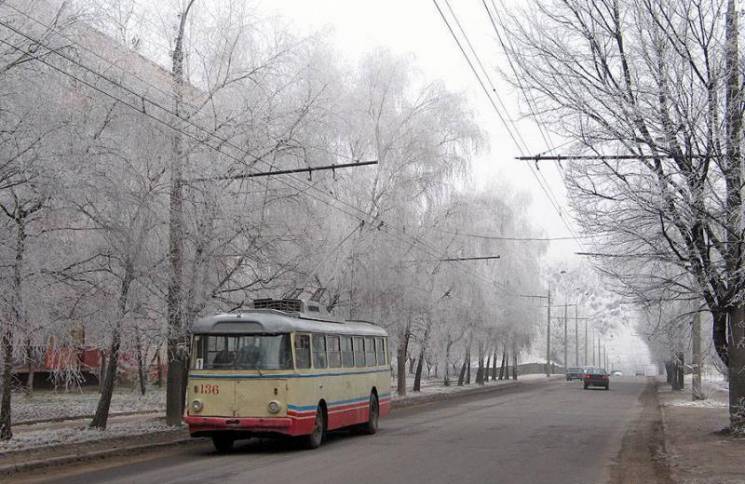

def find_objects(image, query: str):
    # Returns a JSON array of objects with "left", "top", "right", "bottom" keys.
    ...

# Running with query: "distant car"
[
  {"left": 611, "top": 370, "right": 622, "bottom": 376},
  {"left": 583, "top": 367, "right": 609, "bottom": 390},
  {"left": 565, "top": 367, "right": 584, "bottom": 381},
  {"left": 634, "top": 370, "right": 644, "bottom": 376}
]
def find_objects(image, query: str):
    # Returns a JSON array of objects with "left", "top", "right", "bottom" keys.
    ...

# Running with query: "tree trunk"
[
  {"left": 0, "top": 321, "right": 13, "bottom": 440},
  {"left": 396, "top": 327, "right": 411, "bottom": 396},
  {"left": 664, "top": 360, "right": 673, "bottom": 385},
  {"left": 504, "top": 348, "right": 509, "bottom": 379},
  {"left": 413, "top": 351, "right": 425, "bottom": 392},
  {"left": 90, "top": 327, "right": 122, "bottom": 429},
  {"left": 491, "top": 349, "right": 497, "bottom": 380},
  {"left": 465, "top": 349, "right": 471, "bottom": 385},
  {"left": 457, "top": 357, "right": 467, "bottom": 386},
  {"left": 99, "top": 351, "right": 107, "bottom": 393},
  {"left": 156, "top": 350, "right": 162, "bottom": 387},
  {"left": 692, "top": 311, "right": 704, "bottom": 401},
  {"left": 727, "top": 307, "right": 745, "bottom": 431},
  {"left": 476, "top": 342, "right": 484, "bottom": 385},
  {"left": 498, "top": 348, "right": 507, "bottom": 380},
  {"left": 90, "top": 261, "right": 134, "bottom": 429},
  {"left": 444, "top": 338, "right": 453, "bottom": 386},
  {"left": 24, "top": 337, "right": 34, "bottom": 398},
  {"left": 512, "top": 346, "right": 518, "bottom": 380},
  {"left": 135, "top": 327, "right": 147, "bottom": 396},
  {"left": 0, "top": 214, "right": 29, "bottom": 440},
  {"left": 677, "top": 352, "right": 685, "bottom": 390},
  {"left": 484, "top": 353, "right": 491, "bottom": 383}
]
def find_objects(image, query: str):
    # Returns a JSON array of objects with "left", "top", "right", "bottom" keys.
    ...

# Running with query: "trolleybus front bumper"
[{"left": 184, "top": 415, "right": 304, "bottom": 436}]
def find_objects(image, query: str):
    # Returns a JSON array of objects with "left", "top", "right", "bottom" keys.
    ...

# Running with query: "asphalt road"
[{"left": 29, "top": 377, "right": 650, "bottom": 484}]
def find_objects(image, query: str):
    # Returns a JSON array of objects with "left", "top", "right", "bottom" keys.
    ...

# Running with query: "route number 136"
[{"left": 195, "top": 383, "right": 220, "bottom": 395}]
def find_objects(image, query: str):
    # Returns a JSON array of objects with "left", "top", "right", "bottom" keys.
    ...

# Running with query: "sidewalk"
[
  {"left": 658, "top": 379, "right": 745, "bottom": 484},
  {"left": 0, "top": 374, "right": 558, "bottom": 475}
]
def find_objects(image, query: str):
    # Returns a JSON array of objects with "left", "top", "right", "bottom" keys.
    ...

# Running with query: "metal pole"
[
  {"left": 575, "top": 306, "right": 579, "bottom": 366},
  {"left": 584, "top": 319, "right": 588, "bottom": 366},
  {"left": 546, "top": 288, "right": 551, "bottom": 377},
  {"left": 563, "top": 299, "right": 568, "bottom": 372},
  {"left": 592, "top": 329, "right": 595, "bottom": 366}
]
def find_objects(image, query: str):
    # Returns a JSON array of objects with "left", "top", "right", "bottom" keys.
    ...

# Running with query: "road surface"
[{"left": 24, "top": 377, "right": 655, "bottom": 484}]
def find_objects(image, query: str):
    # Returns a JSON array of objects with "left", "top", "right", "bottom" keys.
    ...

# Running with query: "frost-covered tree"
[{"left": 502, "top": 0, "right": 745, "bottom": 433}]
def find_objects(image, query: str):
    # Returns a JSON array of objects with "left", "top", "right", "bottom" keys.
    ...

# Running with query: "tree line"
[{"left": 0, "top": 0, "right": 549, "bottom": 440}]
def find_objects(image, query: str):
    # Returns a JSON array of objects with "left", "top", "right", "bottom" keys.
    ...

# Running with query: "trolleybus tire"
[
  {"left": 361, "top": 392, "right": 379, "bottom": 435},
  {"left": 303, "top": 405, "right": 325, "bottom": 449},
  {"left": 212, "top": 434, "right": 235, "bottom": 453}
]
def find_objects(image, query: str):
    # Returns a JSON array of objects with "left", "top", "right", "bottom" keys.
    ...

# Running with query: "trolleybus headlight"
[
  {"left": 267, "top": 400, "right": 281, "bottom": 414},
  {"left": 190, "top": 399, "right": 204, "bottom": 413}
]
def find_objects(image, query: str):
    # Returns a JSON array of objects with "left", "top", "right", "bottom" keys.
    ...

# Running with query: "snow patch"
[{"left": 664, "top": 399, "right": 728, "bottom": 409}]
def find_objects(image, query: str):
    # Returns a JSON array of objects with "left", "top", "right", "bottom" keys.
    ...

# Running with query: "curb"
[
  {"left": 2, "top": 376, "right": 557, "bottom": 476},
  {"left": 0, "top": 431, "right": 196, "bottom": 476},
  {"left": 391, "top": 380, "right": 521, "bottom": 409},
  {"left": 655, "top": 381, "right": 679, "bottom": 483}
]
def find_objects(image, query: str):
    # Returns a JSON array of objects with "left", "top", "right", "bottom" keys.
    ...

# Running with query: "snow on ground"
[
  {"left": 0, "top": 418, "right": 170, "bottom": 453},
  {"left": 12, "top": 387, "right": 164, "bottom": 423},
  {"left": 390, "top": 374, "right": 533, "bottom": 399},
  {"left": 663, "top": 399, "right": 728, "bottom": 409}
]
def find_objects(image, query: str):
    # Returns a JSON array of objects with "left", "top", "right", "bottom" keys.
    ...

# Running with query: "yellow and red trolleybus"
[{"left": 184, "top": 299, "right": 391, "bottom": 451}]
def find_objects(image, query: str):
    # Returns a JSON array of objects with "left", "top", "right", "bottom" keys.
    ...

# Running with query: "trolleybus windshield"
[{"left": 192, "top": 334, "right": 292, "bottom": 370}]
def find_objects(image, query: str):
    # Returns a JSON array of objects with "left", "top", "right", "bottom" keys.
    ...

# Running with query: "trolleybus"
[{"left": 184, "top": 298, "right": 391, "bottom": 451}]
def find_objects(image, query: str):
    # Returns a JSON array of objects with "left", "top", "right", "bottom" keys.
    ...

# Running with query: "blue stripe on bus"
[
  {"left": 189, "top": 368, "right": 390, "bottom": 379},
  {"left": 288, "top": 392, "right": 393, "bottom": 412}
]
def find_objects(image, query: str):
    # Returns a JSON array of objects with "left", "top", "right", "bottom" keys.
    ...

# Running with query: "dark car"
[
  {"left": 583, "top": 367, "right": 609, "bottom": 390},
  {"left": 565, "top": 367, "right": 584, "bottom": 381}
]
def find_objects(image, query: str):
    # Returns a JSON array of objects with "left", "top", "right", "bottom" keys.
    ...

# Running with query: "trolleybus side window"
[
  {"left": 353, "top": 336, "right": 365, "bottom": 367},
  {"left": 364, "top": 337, "right": 376, "bottom": 366},
  {"left": 376, "top": 337, "right": 386, "bottom": 365},
  {"left": 327, "top": 335, "right": 341, "bottom": 368},
  {"left": 312, "top": 334, "right": 327, "bottom": 369},
  {"left": 341, "top": 336, "right": 354, "bottom": 367},
  {"left": 295, "top": 334, "right": 311, "bottom": 369}
]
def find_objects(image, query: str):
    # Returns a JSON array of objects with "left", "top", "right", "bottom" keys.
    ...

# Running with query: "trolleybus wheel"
[
  {"left": 362, "top": 392, "right": 379, "bottom": 435},
  {"left": 212, "top": 434, "right": 234, "bottom": 453},
  {"left": 303, "top": 405, "right": 325, "bottom": 449}
]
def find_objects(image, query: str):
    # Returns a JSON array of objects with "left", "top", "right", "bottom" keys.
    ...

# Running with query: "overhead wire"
[
  {"left": 433, "top": 0, "right": 568, "bottom": 227},
  {"left": 0, "top": 16, "right": 528, "bottom": 301},
  {"left": 487, "top": 0, "right": 588, "bottom": 246},
  {"left": 434, "top": 0, "right": 584, "bottom": 244}
]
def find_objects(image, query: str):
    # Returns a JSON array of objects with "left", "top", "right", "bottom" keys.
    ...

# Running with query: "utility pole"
[
  {"left": 547, "top": 288, "right": 551, "bottom": 376},
  {"left": 563, "top": 298, "right": 568, "bottom": 371},
  {"left": 592, "top": 328, "right": 596, "bottom": 365},
  {"left": 584, "top": 319, "right": 588, "bottom": 366},
  {"left": 575, "top": 306, "right": 579, "bottom": 366},
  {"left": 519, "top": 286, "right": 552, "bottom": 377}
]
